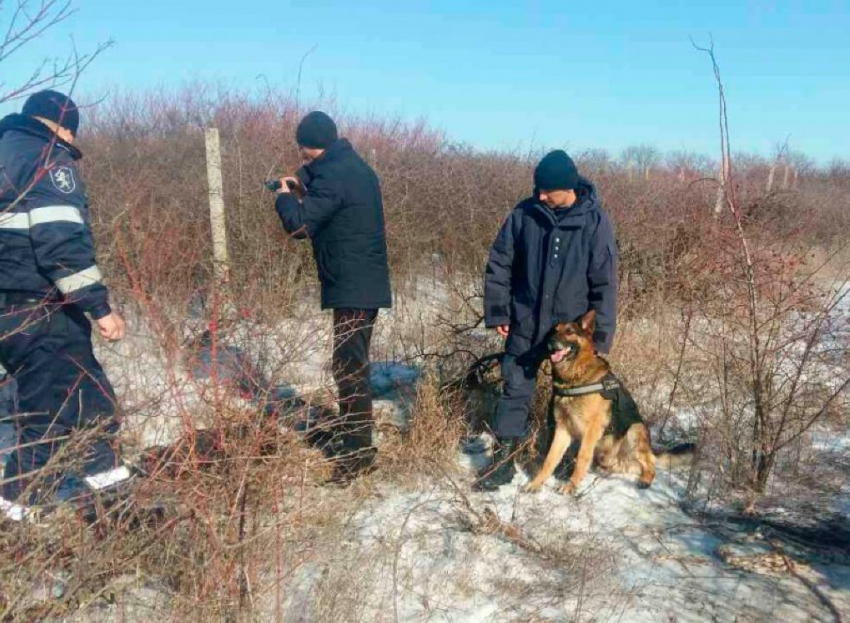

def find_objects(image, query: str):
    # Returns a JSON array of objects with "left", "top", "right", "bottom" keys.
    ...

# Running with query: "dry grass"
[{"left": 2, "top": 85, "right": 850, "bottom": 620}]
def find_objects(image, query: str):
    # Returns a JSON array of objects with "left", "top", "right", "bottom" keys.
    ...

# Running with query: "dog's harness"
[
  {"left": 551, "top": 372, "right": 644, "bottom": 439},
  {"left": 552, "top": 373, "right": 622, "bottom": 397}
]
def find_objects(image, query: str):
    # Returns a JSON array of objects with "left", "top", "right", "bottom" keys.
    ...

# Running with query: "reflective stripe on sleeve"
[
  {"left": 0, "top": 213, "right": 29, "bottom": 230},
  {"left": 28, "top": 205, "right": 84, "bottom": 227},
  {"left": 0, "top": 206, "right": 84, "bottom": 230},
  {"left": 54, "top": 265, "right": 103, "bottom": 294}
]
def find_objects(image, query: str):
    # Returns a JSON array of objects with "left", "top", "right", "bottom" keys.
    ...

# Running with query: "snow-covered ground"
[
  {"left": 63, "top": 438, "right": 850, "bottom": 623},
  {"left": 4, "top": 277, "right": 850, "bottom": 622},
  {"left": 266, "top": 452, "right": 849, "bottom": 623}
]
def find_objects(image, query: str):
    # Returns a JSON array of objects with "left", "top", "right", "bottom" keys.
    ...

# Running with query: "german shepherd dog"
[{"left": 525, "top": 310, "right": 661, "bottom": 495}]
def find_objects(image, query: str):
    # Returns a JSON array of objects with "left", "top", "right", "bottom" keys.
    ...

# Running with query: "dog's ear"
[{"left": 580, "top": 309, "right": 596, "bottom": 335}]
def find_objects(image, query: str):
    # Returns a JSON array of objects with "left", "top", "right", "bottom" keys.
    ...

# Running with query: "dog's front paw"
[
  {"left": 558, "top": 482, "right": 579, "bottom": 496},
  {"left": 524, "top": 482, "right": 543, "bottom": 494}
]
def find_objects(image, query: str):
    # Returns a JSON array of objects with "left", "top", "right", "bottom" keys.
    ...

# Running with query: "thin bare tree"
[{"left": 0, "top": 0, "right": 112, "bottom": 105}]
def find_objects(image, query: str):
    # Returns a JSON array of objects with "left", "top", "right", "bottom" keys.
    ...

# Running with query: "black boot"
[
  {"left": 324, "top": 416, "right": 376, "bottom": 484},
  {"left": 330, "top": 443, "right": 377, "bottom": 484},
  {"left": 473, "top": 438, "right": 520, "bottom": 492}
]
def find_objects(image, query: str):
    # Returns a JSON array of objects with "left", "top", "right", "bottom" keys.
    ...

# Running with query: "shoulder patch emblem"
[{"left": 49, "top": 166, "right": 76, "bottom": 194}]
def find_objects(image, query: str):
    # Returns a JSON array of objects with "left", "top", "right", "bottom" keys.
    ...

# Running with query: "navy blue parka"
[
  {"left": 0, "top": 114, "right": 111, "bottom": 318},
  {"left": 483, "top": 178, "right": 618, "bottom": 355},
  {"left": 275, "top": 138, "right": 392, "bottom": 311}
]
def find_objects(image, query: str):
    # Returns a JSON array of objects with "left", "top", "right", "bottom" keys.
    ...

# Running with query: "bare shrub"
[
  {"left": 378, "top": 373, "right": 467, "bottom": 480},
  {"left": 2, "top": 68, "right": 850, "bottom": 620}
]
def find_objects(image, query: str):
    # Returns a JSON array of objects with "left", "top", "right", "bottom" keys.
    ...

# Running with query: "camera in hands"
[{"left": 264, "top": 179, "right": 299, "bottom": 192}]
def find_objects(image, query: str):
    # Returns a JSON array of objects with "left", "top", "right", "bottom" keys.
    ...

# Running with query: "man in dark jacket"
[
  {"left": 0, "top": 91, "right": 129, "bottom": 520},
  {"left": 274, "top": 111, "right": 392, "bottom": 481},
  {"left": 474, "top": 150, "right": 619, "bottom": 491}
]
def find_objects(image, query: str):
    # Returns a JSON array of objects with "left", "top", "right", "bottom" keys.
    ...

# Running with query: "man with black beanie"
[
  {"left": 0, "top": 90, "right": 130, "bottom": 520},
  {"left": 475, "top": 150, "right": 619, "bottom": 491},
  {"left": 274, "top": 111, "right": 392, "bottom": 482}
]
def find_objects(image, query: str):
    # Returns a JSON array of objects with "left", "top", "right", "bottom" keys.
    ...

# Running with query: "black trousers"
[
  {"left": 492, "top": 341, "right": 553, "bottom": 440},
  {"left": 493, "top": 352, "right": 542, "bottom": 439},
  {"left": 0, "top": 303, "right": 120, "bottom": 502},
  {"left": 332, "top": 308, "right": 377, "bottom": 448}
]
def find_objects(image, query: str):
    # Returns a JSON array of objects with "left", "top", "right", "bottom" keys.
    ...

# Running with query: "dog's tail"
[{"left": 654, "top": 442, "right": 696, "bottom": 469}]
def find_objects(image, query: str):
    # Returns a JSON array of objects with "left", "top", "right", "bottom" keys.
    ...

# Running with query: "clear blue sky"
[{"left": 3, "top": 0, "right": 849, "bottom": 162}]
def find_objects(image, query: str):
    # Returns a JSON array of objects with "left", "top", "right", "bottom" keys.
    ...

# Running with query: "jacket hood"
[
  {"left": 0, "top": 113, "right": 82, "bottom": 160},
  {"left": 530, "top": 176, "right": 600, "bottom": 221},
  {"left": 309, "top": 136, "right": 351, "bottom": 164}
]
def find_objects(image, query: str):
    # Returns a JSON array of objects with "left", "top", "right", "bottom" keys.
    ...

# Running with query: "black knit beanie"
[
  {"left": 296, "top": 111, "right": 338, "bottom": 149},
  {"left": 534, "top": 150, "right": 579, "bottom": 190},
  {"left": 22, "top": 90, "right": 80, "bottom": 136}
]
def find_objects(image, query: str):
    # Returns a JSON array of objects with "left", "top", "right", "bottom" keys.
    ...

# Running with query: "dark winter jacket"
[
  {"left": 275, "top": 139, "right": 392, "bottom": 310},
  {"left": 0, "top": 114, "right": 111, "bottom": 318},
  {"left": 484, "top": 178, "right": 618, "bottom": 355}
]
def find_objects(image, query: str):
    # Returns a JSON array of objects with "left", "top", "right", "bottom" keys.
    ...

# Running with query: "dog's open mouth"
[{"left": 549, "top": 342, "right": 578, "bottom": 364}]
